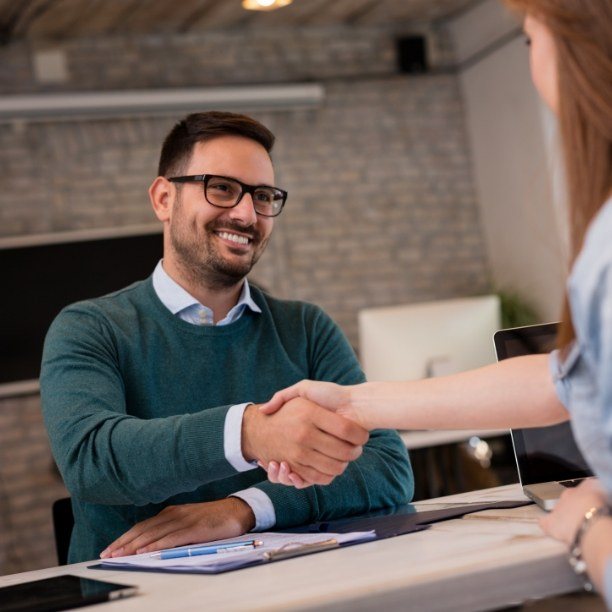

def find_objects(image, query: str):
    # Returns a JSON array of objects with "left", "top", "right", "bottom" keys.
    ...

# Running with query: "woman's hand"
[
  {"left": 540, "top": 478, "right": 607, "bottom": 545},
  {"left": 259, "top": 380, "right": 356, "bottom": 420},
  {"left": 540, "top": 478, "right": 612, "bottom": 596}
]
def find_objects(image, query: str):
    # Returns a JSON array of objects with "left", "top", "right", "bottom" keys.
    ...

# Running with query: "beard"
[{"left": 168, "top": 193, "right": 269, "bottom": 290}]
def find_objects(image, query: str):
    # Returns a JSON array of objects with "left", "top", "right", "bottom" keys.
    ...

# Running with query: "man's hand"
[
  {"left": 259, "top": 459, "right": 310, "bottom": 489},
  {"left": 540, "top": 478, "right": 607, "bottom": 545},
  {"left": 243, "top": 397, "right": 368, "bottom": 487},
  {"left": 99, "top": 497, "right": 255, "bottom": 558}
]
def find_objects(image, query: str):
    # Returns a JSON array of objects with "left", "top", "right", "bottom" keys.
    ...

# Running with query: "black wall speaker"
[{"left": 396, "top": 35, "right": 428, "bottom": 74}]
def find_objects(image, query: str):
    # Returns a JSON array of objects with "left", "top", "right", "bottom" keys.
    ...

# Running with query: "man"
[{"left": 40, "top": 111, "right": 413, "bottom": 563}]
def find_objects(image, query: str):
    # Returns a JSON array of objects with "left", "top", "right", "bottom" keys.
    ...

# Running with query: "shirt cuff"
[
  {"left": 549, "top": 344, "right": 581, "bottom": 411},
  {"left": 224, "top": 403, "right": 258, "bottom": 472},
  {"left": 549, "top": 349, "right": 569, "bottom": 409},
  {"left": 604, "top": 558, "right": 612, "bottom": 609},
  {"left": 231, "top": 488, "right": 276, "bottom": 531}
]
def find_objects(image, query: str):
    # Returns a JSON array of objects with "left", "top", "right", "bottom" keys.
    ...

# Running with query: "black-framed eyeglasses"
[{"left": 169, "top": 174, "right": 287, "bottom": 218}]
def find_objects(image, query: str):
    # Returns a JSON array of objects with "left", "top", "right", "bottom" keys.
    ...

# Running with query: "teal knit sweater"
[{"left": 40, "top": 277, "right": 413, "bottom": 563}]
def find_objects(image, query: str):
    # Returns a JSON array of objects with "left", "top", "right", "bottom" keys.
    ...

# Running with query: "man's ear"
[{"left": 149, "top": 176, "right": 174, "bottom": 222}]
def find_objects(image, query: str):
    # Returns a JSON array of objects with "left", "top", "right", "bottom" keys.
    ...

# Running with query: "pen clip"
[{"left": 263, "top": 538, "right": 339, "bottom": 562}]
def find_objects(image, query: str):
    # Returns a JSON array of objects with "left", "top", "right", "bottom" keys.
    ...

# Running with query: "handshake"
[
  {"left": 242, "top": 380, "right": 370, "bottom": 489},
  {"left": 102, "top": 380, "right": 379, "bottom": 558}
]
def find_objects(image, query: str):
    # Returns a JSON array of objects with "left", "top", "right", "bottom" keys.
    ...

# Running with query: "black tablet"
[{"left": 0, "top": 574, "right": 138, "bottom": 612}]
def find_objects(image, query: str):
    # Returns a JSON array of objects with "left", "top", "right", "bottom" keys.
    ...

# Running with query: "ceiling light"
[{"left": 242, "top": 0, "right": 293, "bottom": 11}]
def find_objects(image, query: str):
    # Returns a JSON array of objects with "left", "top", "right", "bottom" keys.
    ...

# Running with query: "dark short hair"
[{"left": 158, "top": 111, "right": 276, "bottom": 177}]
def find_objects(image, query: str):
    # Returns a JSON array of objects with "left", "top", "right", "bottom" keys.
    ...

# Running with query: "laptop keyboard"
[{"left": 559, "top": 478, "right": 583, "bottom": 488}]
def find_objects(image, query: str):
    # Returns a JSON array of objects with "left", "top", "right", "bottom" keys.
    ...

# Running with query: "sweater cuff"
[
  {"left": 254, "top": 481, "right": 316, "bottom": 528},
  {"left": 183, "top": 404, "right": 239, "bottom": 481}
]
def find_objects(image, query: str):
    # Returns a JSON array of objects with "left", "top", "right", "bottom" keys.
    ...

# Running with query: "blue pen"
[{"left": 152, "top": 539, "right": 263, "bottom": 560}]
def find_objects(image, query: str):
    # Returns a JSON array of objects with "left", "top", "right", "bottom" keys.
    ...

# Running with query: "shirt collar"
[{"left": 152, "top": 260, "right": 261, "bottom": 317}]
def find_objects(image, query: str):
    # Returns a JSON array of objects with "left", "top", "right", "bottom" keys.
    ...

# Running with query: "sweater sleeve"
[
  {"left": 254, "top": 306, "right": 414, "bottom": 526},
  {"left": 40, "top": 306, "right": 239, "bottom": 506}
]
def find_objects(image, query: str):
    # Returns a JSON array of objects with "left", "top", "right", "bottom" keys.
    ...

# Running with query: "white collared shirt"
[{"left": 152, "top": 260, "right": 275, "bottom": 531}]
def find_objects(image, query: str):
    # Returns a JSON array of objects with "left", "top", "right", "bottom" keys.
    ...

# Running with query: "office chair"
[{"left": 52, "top": 497, "right": 74, "bottom": 565}]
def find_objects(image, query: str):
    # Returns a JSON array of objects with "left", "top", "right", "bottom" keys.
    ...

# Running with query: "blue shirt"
[
  {"left": 152, "top": 261, "right": 276, "bottom": 530},
  {"left": 152, "top": 259, "right": 262, "bottom": 325},
  {"left": 549, "top": 196, "right": 612, "bottom": 604}
]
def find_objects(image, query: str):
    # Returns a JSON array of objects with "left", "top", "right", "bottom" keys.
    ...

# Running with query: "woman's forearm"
[{"left": 350, "top": 354, "right": 569, "bottom": 431}]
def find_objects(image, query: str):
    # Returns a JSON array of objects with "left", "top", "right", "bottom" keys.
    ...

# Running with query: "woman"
[{"left": 261, "top": 0, "right": 612, "bottom": 602}]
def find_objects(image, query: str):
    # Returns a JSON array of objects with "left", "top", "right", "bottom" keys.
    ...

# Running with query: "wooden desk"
[{"left": 0, "top": 485, "right": 586, "bottom": 611}]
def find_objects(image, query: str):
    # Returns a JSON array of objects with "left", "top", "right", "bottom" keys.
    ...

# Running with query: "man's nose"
[{"left": 228, "top": 192, "right": 258, "bottom": 225}]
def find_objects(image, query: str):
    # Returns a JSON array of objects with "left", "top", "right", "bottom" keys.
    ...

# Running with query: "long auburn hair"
[{"left": 504, "top": 0, "right": 612, "bottom": 347}]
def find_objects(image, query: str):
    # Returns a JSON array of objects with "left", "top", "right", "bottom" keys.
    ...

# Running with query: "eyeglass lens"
[{"left": 206, "top": 176, "right": 283, "bottom": 216}]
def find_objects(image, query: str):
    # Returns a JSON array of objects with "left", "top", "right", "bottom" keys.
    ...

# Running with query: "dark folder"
[{"left": 299, "top": 499, "right": 531, "bottom": 539}]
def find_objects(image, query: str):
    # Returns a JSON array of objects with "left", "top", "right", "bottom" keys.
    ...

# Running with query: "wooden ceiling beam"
[
  {"left": 342, "top": 0, "right": 383, "bottom": 26},
  {"left": 0, "top": 0, "right": 474, "bottom": 41},
  {"left": 1, "top": 0, "right": 54, "bottom": 43},
  {"left": 0, "top": 0, "right": 24, "bottom": 45},
  {"left": 177, "top": 0, "right": 228, "bottom": 34},
  {"left": 103, "top": 0, "right": 150, "bottom": 36}
]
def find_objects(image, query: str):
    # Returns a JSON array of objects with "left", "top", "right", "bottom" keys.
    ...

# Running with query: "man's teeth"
[{"left": 218, "top": 231, "right": 250, "bottom": 245}]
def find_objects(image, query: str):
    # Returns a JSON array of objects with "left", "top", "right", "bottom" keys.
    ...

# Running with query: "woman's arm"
[{"left": 262, "top": 354, "right": 569, "bottom": 431}]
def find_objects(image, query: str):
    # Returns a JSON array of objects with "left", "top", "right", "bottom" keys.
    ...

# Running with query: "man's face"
[{"left": 167, "top": 135, "right": 275, "bottom": 289}]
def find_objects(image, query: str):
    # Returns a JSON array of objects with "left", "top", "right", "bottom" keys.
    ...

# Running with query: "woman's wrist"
[
  {"left": 569, "top": 505, "right": 612, "bottom": 591},
  {"left": 350, "top": 381, "right": 407, "bottom": 430},
  {"left": 579, "top": 512, "right": 612, "bottom": 593},
  {"left": 348, "top": 382, "right": 373, "bottom": 429}
]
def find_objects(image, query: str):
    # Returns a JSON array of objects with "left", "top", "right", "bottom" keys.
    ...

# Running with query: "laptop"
[{"left": 493, "top": 322, "right": 593, "bottom": 510}]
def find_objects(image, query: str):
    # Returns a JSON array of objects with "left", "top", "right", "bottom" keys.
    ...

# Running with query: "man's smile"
[{"left": 214, "top": 230, "right": 254, "bottom": 248}]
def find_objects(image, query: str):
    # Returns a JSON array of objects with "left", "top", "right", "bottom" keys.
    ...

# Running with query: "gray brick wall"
[
  {"left": 0, "top": 24, "right": 490, "bottom": 574},
  {"left": 0, "top": 25, "right": 453, "bottom": 94},
  {"left": 0, "top": 394, "right": 68, "bottom": 574},
  {"left": 0, "top": 73, "right": 489, "bottom": 342}
]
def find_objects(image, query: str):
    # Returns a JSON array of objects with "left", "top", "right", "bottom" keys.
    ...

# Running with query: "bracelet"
[{"left": 568, "top": 505, "right": 611, "bottom": 591}]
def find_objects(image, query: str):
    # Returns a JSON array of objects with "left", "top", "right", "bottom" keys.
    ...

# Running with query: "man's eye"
[
  {"left": 524, "top": 35, "right": 531, "bottom": 46},
  {"left": 211, "top": 183, "right": 231, "bottom": 192},
  {"left": 255, "top": 193, "right": 272, "bottom": 202}
]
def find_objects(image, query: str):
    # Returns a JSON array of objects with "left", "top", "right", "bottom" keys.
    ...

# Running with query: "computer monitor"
[{"left": 358, "top": 295, "right": 501, "bottom": 381}]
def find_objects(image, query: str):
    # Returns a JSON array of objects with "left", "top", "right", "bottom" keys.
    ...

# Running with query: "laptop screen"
[{"left": 493, "top": 323, "right": 592, "bottom": 485}]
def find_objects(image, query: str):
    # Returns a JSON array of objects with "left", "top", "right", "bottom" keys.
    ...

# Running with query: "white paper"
[{"left": 100, "top": 531, "right": 376, "bottom": 573}]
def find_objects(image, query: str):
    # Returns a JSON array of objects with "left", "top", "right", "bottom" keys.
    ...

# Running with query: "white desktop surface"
[{"left": 0, "top": 485, "right": 584, "bottom": 612}]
